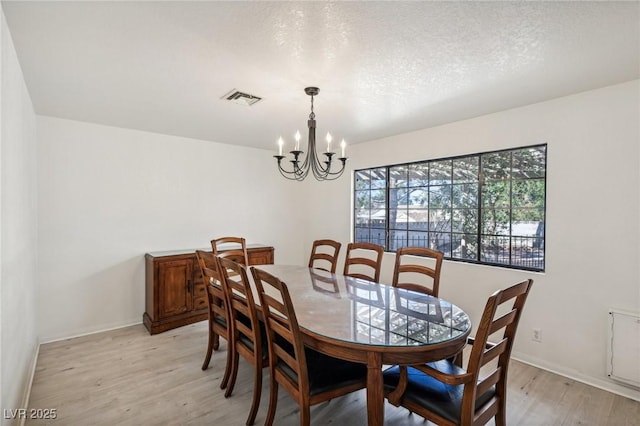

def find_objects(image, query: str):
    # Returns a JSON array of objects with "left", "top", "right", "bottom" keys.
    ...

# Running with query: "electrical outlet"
[{"left": 532, "top": 328, "right": 542, "bottom": 342}]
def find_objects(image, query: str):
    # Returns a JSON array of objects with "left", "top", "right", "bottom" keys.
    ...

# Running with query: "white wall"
[
  {"left": 304, "top": 80, "right": 640, "bottom": 400},
  {"left": 37, "top": 117, "right": 306, "bottom": 341},
  {"left": 0, "top": 8, "right": 38, "bottom": 421}
]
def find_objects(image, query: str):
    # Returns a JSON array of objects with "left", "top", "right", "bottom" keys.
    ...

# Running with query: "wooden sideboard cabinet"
[{"left": 143, "top": 245, "right": 274, "bottom": 334}]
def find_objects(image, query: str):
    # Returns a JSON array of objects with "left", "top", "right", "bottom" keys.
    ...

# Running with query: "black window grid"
[{"left": 353, "top": 144, "right": 547, "bottom": 272}]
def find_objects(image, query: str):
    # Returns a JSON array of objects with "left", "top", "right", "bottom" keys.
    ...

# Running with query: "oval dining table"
[{"left": 249, "top": 264, "right": 472, "bottom": 426}]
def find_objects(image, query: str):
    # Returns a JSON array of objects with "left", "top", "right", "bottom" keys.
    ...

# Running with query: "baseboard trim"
[
  {"left": 19, "top": 342, "right": 40, "bottom": 426},
  {"left": 39, "top": 320, "right": 142, "bottom": 344},
  {"left": 512, "top": 351, "right": 640, "bottom": 402}
]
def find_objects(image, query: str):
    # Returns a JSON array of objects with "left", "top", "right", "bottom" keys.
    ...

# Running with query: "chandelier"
[{"left": 274, "top": 87, "right": 347, "bottom": 181}]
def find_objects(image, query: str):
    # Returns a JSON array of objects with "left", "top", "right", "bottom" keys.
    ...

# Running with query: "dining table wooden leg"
[{"left": 366, "top": 351, "right": 384, "bottom": 426}]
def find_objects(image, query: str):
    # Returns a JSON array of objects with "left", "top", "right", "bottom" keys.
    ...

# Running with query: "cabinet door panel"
[{"left": 158, "top": 259, "right": 193, "bottom": 318}]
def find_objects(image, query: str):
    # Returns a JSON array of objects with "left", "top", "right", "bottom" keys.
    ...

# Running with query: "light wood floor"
[{"left": 27, "top": 323, "right": 639, "bottom": 425}]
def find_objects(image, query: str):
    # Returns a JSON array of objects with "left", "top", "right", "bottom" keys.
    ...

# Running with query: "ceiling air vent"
[{"left": 222, "top": 89, "right": 262, "bottom": 106}]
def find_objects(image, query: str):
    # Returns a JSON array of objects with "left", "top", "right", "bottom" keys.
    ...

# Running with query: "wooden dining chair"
[
  {"left": 250, "top": 267, "right": 368, "bottom": 426},
  {"left": 308, "top": 239, "right": 342, "bottom": 273},
  {"left": 195, "top": 250, "right": 232, "bottom": 388},
  {"left": 211, "top": 236, "right": 249, "bottom": 266},
  {"left": 392, "top": 247, "right": 444, "bottom": 297},
  {"left": 383, "top": 278, "right": 534, "bottom": 426},
  {"left": 217, "top": 256, "right": 268, "bottom": 426},
  {"left": 343, "top": 242, "right": 384, "bottom": 282}
]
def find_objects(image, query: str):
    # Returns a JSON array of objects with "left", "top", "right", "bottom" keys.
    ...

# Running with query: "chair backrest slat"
[
  {"left": 271, "top": 320, "right": 294, "bottom": 343},
  {"left": 397, "top": 264, "right": 436, "bottom": 278},
  {"left": 263, "top": 294, "right": 286, "bottom": 317},
  {"left": 275, "top": 345, "right": 300, "bottom": 374},
  {"left": 476, "top": 367, "right": 502, "bottom": 397},
  {"left": 480, "top": 338, "right": 508, "bottom": 366},
  {"left": 489, "top": 309, "right": 517, "bottom": 335},
  {"left": 343, "top": 242, "right": 384, "bottom": 282},
  {"left": 500, "top": 281, "right": 531, "bottom": 301},
  {"left": 392, "top": 247, "right": 444, "bottom": 297},
  {"left": 473, "top": 399, "right": 500, "bottom": 426}
]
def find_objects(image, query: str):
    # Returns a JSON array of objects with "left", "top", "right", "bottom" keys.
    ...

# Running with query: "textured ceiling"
[{"left": 2, "top": 1, "right": 639, "bottom": 151}]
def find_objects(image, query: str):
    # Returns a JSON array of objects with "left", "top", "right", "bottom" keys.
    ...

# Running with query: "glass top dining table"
[{"left": 250, "top": 265, "right": 472, "bottom": 426}]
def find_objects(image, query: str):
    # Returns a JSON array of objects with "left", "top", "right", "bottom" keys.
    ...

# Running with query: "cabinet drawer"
[
  {"left": 194, "top": 296, "right": 208, "bottom": 311},
  {"left": 192, "top": 270, "right": 204, "bottom": 285},
  {"left": 193, "top": 282, "right": 207, "bottom": 297}
]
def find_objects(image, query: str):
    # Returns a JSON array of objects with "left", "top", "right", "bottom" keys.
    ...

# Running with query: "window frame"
[{"left": 353, "top": 143, "right": 547, "bottom": 272}]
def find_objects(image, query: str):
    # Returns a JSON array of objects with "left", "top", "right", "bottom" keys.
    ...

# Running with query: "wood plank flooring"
[{"left": 26, "top": 323, "right": 639, "bottom": 425}]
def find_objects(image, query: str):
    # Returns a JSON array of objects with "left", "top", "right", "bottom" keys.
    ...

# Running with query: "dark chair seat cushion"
[
  {"left": 306, "top": 350, "right": 367, "bottom": 396},
  {"left": 278, "top": 348, "right": 367, "bottom": 397},
  {"left": 383, "top": 361, "right": 495, "bottom": 424}
]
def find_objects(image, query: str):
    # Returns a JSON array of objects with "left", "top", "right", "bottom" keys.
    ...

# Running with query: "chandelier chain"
[{"left": 310, "top": 94, "right": 315, "bottom": 120}]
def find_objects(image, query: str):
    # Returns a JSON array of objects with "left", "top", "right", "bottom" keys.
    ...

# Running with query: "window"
[{"left": 354, "top": 144, "right": 546, "bottom": 271}]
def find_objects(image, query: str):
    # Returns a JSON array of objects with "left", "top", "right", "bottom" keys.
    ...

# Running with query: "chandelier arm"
[
  {"left": 275, "top": 162, "right": 298, "bottom": 180},
  {"left": 275, "top": 156, "right": 308, "bottom": 180},
  {"left": 291, "top": 158, "right": 309, "bottom": 180},
  {"left": 312, "top": 156, "right": 347, "bottom": 180},
  {"left": 325, "top": 160, "right": 347, "bottom": 177},
  {"left": 279, "top": 168, "right": 301, "bottom": 180},
  {"left": 312, "top": 157, "right": 330, "bottom": 179},
  {"left": 280, "top": 165, "right": 306, "bottom": 181},
  {"left": 312, "top": 152, "right": 347, "bottom": 179},
  {"left": 314, "top": 168, "right": 345, "bottom": 181}
]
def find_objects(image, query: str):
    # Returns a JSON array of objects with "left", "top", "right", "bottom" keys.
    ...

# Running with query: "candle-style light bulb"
[
  {"left": 326, "top": 132, "right": 333, "bottom": 152},
  {"left": 294, "top": 130, "right": 301, "bottom": 151},
  {"left": 277, "top": 137, "right": 284, "bottom": 156},
  {"left": 340, "top": 139, "right": 346, "bottom": 158}
]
